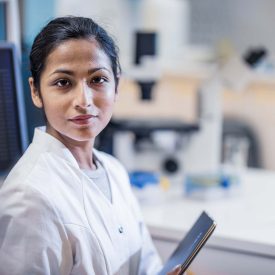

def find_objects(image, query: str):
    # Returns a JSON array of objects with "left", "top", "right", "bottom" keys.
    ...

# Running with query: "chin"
[{"left": 71, "top": 129, "right": 98, "bottom": 142}]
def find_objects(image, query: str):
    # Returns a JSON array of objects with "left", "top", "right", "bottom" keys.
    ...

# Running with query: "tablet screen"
[{"left": 158, "top": 211, "right": 216, "bottom": 275}]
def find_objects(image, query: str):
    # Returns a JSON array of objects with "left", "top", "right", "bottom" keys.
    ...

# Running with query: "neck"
[{"left": 67, "top": 142, "right": 96, "bottom": 170}]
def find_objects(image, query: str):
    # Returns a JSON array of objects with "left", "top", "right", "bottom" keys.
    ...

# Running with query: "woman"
[{"left": 0, "top": 16, "right": 181, "bottom": 275}]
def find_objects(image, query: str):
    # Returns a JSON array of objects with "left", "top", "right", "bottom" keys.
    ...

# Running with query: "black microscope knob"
[{"left": 163, "top": 158, "right": 179, "bottom": 174}]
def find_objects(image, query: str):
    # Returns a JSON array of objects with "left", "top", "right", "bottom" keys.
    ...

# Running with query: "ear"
[{"left": 29, "top": 77, "right": 43, "bottom": 108}]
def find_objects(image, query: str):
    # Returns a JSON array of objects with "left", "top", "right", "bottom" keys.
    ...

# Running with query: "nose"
[{"left": 74, "top": 81, "right": 92, "bottom": 110}]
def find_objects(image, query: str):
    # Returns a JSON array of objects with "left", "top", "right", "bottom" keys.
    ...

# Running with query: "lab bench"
[{"left": 138, "top": 169, "right": 275, "bottom": 275}]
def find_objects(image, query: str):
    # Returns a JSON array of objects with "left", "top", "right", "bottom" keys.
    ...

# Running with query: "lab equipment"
[
  {"left": 135, "top": 32, "right": 157, "bottom": 66},
  {"left": 182, "top": 49, "right": 268, "bottom": 199},
  {"left": 125, "top": 0, "right": 190, "bottom": 101},
  {"left": 183, "top": 49, "right": 262, "bottom": 175},
  {"left": 0, "top": 42, "right": 28, "bottom": 174},
  {"left": 129, "top": 171, "right": 165, "bottom": 204},
  {"left": 98, "top": 119, "right": 199, "bottom": 185},
  {"left": 184, "top": 172, "right": 240, "bottom": 200},
  {"left": 134, "top": 31, "right": 158, "bottom": 100},
  {"left": 130, "top": 171, "right": 159, "bottom": 189}
]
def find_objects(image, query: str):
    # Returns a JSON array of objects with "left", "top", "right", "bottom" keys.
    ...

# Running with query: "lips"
[{"left": 69, "top": 114, "right": 97, "bottom": 125}]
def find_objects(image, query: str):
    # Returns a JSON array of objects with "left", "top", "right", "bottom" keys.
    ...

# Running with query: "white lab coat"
[{"left": 0, "top": 128, "right": 162, "bottom": 275}]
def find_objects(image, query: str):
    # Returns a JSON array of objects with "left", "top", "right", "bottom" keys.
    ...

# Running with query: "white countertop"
[{"left": 138, "top": 169, "right": 275, "bottom": 257}]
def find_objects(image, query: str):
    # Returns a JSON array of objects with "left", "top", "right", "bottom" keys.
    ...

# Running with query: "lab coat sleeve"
[
  {"left": 137, "top": 216, "right": 163, "bottom": 275},
  {"left": 0, "top": 184, "right": 73, "bottom": 275}
]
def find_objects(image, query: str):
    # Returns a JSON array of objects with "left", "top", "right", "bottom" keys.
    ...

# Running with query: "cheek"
[
  {"left": 103, "top": 100, "right": 116, "bottom": 117},
  {"left": 97, "top": 94, "right": 116, "bottom": 112},
  {"left": 42, "top": 96, "right": 69, "bottom": 119},
  {"left": 43, "top": 99, "right": 59, "bottom": 112}
]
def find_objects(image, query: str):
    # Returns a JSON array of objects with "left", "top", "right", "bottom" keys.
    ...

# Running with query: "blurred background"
[
  {"left": 1, "top": 1, "right": 275, "bottom": 274},
  {"left": 2, "top": 0, "right": 275, "bottom": 176}
]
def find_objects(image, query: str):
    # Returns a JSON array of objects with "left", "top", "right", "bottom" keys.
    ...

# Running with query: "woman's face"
[{"left": 29, "top": 39, "right": 117, "bottom": 145}]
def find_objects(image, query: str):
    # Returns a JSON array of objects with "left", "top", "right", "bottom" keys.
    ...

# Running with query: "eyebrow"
[{"left": 50, "top": 67, "right": 111, "bottom": 76}]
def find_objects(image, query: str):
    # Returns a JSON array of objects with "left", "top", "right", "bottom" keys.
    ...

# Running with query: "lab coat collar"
[{"left": 33, "top": 127, "right": 80, "bottom": 169}]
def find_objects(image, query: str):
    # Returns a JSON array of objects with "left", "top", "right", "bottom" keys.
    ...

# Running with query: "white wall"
[
  {"left": 55, "top": 0, "right": 190, "bottom": 67},
  {"left": 190, "top": 0, "right": 275, "bottom": 55},
  {"left": 56, "top": 0, "right": 135, "bottom": 62}
]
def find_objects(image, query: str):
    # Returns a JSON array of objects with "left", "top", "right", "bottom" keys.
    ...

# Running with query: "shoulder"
[
  {"left": 3, "top": 138, "right": 81, "bottom": 190},
  {"left": 3, "top": 143, "right": 42, "bottom": 186},
  {"left": 1, "top": 146, "right": 83, "bottom": 222}
]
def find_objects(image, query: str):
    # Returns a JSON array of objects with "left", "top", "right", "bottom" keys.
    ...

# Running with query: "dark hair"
[{"left": 29, "top": 16, "right": 121, "bottom": 90}]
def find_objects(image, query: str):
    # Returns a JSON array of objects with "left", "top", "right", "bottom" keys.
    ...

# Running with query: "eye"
[
  {"left": 55, "top": 79, "right": 71, "bottom": 88},
  {"left": 91, "top": 76, "right": 107, "bottom": 85}
]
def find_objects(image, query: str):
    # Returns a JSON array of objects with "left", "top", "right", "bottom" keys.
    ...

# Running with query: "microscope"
[{"left": 98, "top": 31, "right": 199, "bottom": 185}]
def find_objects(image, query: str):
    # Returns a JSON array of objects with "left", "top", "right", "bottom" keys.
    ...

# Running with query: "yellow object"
[{"left": 160, "top": 176, "right": 170, "bottom": 191}]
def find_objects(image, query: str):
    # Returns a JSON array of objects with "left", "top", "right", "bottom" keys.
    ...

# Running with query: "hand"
[
  {"left": 167, "top": 265, "right": 195, "bottom": 275},
  {"left": 167, "top": 265, "right": 182, "bottom": 275}
]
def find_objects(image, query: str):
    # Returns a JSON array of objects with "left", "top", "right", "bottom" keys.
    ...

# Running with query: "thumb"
[{"left": 167, "top": 264, "right": 182, "bottom": 275}]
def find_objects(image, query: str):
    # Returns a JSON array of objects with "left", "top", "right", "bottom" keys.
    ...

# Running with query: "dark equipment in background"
[
  {"left": 134, "top": 31, "right": 157, "bottom": 100},
  {"left": 0, "top": 43, "right": 28, "bottom": 174},
  {"left": 96, "top": 118, "right": 199, "bottom": 176},
  {"left": 222, "top": 119, "right": 261, "bottom": 168},
  {"left": 134, "top": 32, "right": 157, "bottom": 65}
]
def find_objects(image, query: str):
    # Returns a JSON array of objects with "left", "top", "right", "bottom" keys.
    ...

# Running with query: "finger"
[{"left": 167, "top": 264, "right": 182, "bottom": 275}]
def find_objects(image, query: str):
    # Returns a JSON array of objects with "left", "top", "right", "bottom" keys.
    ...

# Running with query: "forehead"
[{"left": 44, "top": 38, "right": 112, "bottom": 72}]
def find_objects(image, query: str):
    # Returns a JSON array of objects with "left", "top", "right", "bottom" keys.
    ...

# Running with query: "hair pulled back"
[{"left": 29, "top": 16, "right": 121, "bottom": 90}]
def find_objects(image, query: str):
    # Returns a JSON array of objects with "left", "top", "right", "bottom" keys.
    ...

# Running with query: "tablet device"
[{"left": 158, "top": 211, "right": 216, "bottom": 275}]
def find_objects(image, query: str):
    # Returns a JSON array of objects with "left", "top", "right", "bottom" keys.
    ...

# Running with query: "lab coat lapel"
[{"left": 32, "top": 127, "right": 79, "bottom": 168}]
